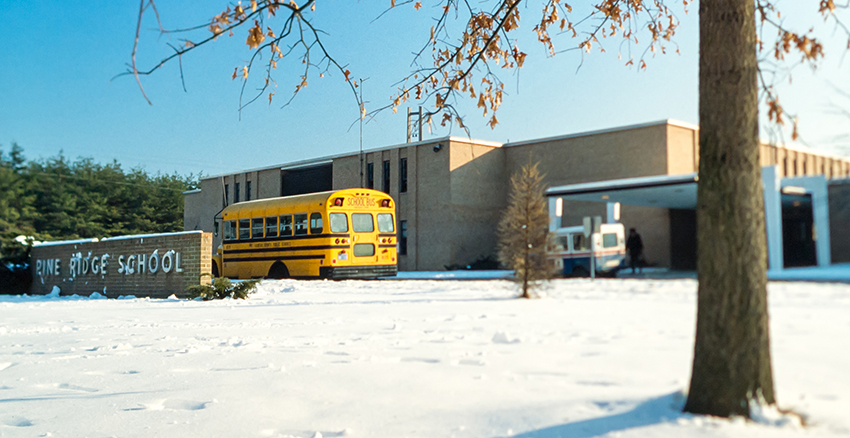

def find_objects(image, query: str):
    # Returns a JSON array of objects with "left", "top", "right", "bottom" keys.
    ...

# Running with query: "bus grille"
[{"left": 320, "top": 265, "right": 398, "bottom": 280}]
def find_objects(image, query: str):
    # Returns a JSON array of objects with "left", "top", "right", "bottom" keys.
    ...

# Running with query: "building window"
[
  {"left": 382, "top": 160, "right": 390, "bottom": 193},
  {"left": 235, "top": 182, "right": 241, "bottom": 203},
  {"left": 398, "top": 220, "right": 408, "bottom": 255},
  {"left": 367, "top": 162, "right": 374, "bottom": 189},
  {"left": 399, "top": 157, "right": 408, "bottom": 193},
  {"left": 246, "top": 181, "right": 252, "bottom": 201},
  {"left": 224, "top": 184, "right": 230, "bottom": 204}
]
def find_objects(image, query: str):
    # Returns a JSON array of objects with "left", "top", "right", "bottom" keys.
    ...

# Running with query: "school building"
[{"left": 183, "top": 119, "right": 850, "bottom": 271}]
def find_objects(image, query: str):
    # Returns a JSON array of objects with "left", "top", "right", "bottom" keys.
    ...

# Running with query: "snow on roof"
[
  {"left": 546, "top": 172, "right": 699, "bottom": 197},
  {"left": 32, "top": 231, "right": 205, "bottom": 247},
  {"left": 100, "top": 231, "right": 205, "bottom": 242},
  {"left": 32, "top": 238, "right": 100, "bottom": 248}
]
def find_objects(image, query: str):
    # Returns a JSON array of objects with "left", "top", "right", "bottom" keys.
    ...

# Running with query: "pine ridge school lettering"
[{"left": 34, "top": 249, "right": 185, "bottom": 278}]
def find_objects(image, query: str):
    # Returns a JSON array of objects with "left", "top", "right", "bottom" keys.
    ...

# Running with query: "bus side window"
[
  {"left": 266, "top": 216, "right": 278, "bottom": 238},
  {"left": 352, "top": 213, "right": 374, "bottom": 233},
  {"left": 294, "top": 214, "right": 308, "bottom": 235},
  {"left": 238, "top": 219, "right": 250, "bottom": 240},
  {"left": 280, "top": 215, "right": 293, "bottom": 236},
  {"left": 224, "top": 221, "right": 236, "bottom": 241},
  {"left": 252, "top": 218, "right": 264, "bottom": 239},
  {"left": 330, "top": 213, "right": 348, "bottom": 233},
  {"left": 310, "top": 213, "right": 323, "bottom": 234}
]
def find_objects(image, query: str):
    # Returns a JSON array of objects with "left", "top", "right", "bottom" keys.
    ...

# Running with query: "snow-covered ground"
[{"left": 1, "top": 279, "right": 849, "bottom": 438}]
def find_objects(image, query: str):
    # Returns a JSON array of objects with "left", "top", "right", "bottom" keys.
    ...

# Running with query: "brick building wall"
[{"left": 30, "top": 231, "right": 212, "bottom": 299}]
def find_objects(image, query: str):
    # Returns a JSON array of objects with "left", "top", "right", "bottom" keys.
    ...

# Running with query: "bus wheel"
[
  {"left": 212, "top": 261, "right": 219, "bottom": 277},
  {"left": 268, "top": 262, "right": 290, "bottom": 280}
]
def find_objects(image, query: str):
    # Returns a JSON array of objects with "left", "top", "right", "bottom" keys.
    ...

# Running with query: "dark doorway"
[
  {"left": 670, "top": 209, "right": 697, "bottom": 270},
  {"left": 782, "top": 193, "right": 817, "bottom": 268},
  {"left": 281, "top": 164, "right": 333, "bottom": 196}
]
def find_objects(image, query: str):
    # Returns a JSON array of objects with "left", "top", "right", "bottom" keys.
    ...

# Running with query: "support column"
[{"left": 762, "top": 165, "right": 783, "bottom": 272}]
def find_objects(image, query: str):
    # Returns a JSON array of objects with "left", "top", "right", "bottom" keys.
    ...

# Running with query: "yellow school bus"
[{"left": 212, "top": 189, "right": 398, "bottom": 279}]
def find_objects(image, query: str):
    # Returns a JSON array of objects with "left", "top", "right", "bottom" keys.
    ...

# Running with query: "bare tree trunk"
[{"left": 684, "top": 0, "right": 775, "bottom": 417}]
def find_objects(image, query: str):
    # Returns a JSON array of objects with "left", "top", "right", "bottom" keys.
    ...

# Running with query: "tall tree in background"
[
  {"left": 131, "top": 0, "right": 849, "bottom": 418},
  {"left": 498, "top": 160, "right": 551, "bottom": 298},
  {"left": 0, "top": 143, "right": 35, "bottom": 259},
  {"left": 0, "top": 145, "right": 198, "bottom": 260}
]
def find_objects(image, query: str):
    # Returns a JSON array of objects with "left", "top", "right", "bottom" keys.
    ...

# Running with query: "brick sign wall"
[{"left": 30, "top": 231, "right": 212, "bottom": 298}]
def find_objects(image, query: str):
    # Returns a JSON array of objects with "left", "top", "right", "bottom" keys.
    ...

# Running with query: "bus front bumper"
[{"left": 320, "top": 264, "right": 398, "bottom": 280}]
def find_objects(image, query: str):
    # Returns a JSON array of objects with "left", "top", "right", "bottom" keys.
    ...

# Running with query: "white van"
[{"left": 548, "top": 223, "right": 626, "bottom": 277}]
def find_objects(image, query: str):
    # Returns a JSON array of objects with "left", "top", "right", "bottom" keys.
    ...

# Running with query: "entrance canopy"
[{"left": 545, "top": 173, "right": 699, "bottom": 209}]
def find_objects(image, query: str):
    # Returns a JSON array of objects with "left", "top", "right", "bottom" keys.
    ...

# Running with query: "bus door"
[{"left": 351, "top": 212, "right": 379, "bottom": 264}]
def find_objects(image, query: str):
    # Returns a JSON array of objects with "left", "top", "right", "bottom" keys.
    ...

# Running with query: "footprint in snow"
[
  {"left": 401, "top": 357, "right": 441, "bottom": 364},
  {"left": 451, "top": 359, "right": 487, "bottom": 366},
  {"left": 57, "top": 383, "right": 99, "bottom": 393},
  {"left": 164, "top": 399, "right": 212, "bottom": 411},
  {"left": 126, "top": 399, "right": 212, "bottom": 411},
  {"left": 1, "top": 416, "right": 34, "bottom": 427}
]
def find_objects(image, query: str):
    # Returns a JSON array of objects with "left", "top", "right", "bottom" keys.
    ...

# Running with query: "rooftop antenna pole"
[
  {"left": 418, "top": 106, "right": 423, "bottom": 142},
  {"left": 406, "top": 107, "right": 412, "bottom": 143},
  {"left": 359, "top": 78, "right": 365, "bottom": 188}
]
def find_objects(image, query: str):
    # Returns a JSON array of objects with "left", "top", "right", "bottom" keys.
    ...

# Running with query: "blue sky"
[{"left": 1, "top": 1, "right": 847, "bottom": 177}]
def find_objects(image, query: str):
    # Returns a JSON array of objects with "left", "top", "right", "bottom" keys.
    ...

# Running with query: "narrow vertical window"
[
  {"left": 246, "top": 181, "right": 252, "bottom": 201},
  {"left": 399, "top": 157, "right": 408, "bottom": 193},
  {"left": 398, "top": 220, "right": 408, "bottom": 255},
  {"left": 235, "top": 182, "right": 241, "bottom": 203},
  {"left": 367, "top": 162, "right": 374, "bottom": 189},
  {"left": 294, "top": 214, "right": 308, "bottom": 235},
  {"left": 224, "top": 184, "right": 230, "bottom": 204},
  {"left": 252, "top": 218, "right": 264, "bottom": 239},
  {"left": 238, "top": 218, "right": 250, "bottom": 240},
  {"left": 280, "top": 215, "right": 293, "bottom": 236},
  {"left": 310, "top": 213, "right": 324, "bottom": 234},
  {"left": 265, "top": 216, "right": 278, "bottom": 237},
  {"left": 382, "top": 160, "right": 390, "bottom": 193}
]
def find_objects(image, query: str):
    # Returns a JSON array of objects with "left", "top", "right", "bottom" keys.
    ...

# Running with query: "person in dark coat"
[{"left": 626, "top": 228, "right": 644, "bottom": 274}]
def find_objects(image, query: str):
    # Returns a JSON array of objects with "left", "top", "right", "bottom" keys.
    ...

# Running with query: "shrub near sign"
[{"left": 30, "top": 231, "right": 212, "bottom": 299}]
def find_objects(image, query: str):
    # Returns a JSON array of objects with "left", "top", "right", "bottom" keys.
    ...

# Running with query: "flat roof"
[
  {"left": 203, "top": 135, "right": 503, "bottom": 180},
  {"left": 504, "top": 119, "right": 699, "bottom": 148},
  {"left": 547, "top": 173, "right": 699, "bottom": 209},
  {"left": 201, "top": 120, "right": 849, "bottom": 182}
]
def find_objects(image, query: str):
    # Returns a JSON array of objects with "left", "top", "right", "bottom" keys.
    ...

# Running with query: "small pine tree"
[
  {"left": 187, "top": 276, "right": 259, "bottom": 300},
  {"left": 498, "top": 159, "right": 553, "bottom": 298}
]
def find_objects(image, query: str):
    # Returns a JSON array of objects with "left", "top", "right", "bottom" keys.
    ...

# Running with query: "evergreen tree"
[
  {"left": 0, "top": 144, "right": 198, "bottom": 259},
  {"left": 498, "top": 160, "right": 552, "bottom": 299}
]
